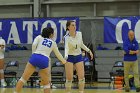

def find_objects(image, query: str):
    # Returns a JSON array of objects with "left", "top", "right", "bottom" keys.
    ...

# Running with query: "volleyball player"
[
  {"left": 64, "top": 20, "right": 93, "bottom": 93},
  {"left": 0, "top": 37, "right": 6, "bottom": 87},
  {"left": 14, "top": 27, "right": 66, "bottom": 93}
]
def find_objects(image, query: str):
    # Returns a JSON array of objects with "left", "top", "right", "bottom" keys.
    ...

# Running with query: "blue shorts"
[
  {"left": 67, "top": 54, "right": 82, "bottom": 64},
  {"left": 29, "top": 53, "right": 49, "bottom": 69}
]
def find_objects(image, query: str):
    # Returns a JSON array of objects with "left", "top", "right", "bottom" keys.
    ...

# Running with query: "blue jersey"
[{"left": 123, "top": 38, "right": 139, "bottom": 61}]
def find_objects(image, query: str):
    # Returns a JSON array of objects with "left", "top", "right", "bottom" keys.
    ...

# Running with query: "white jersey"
[
  {"left": 64, "top": 31, "right": 90, "bottom": 58},
  {"left": 32, "top": 35, "right": 65, "bottom": 62},
  {"left": 0, "top": 38, "right": 5, "bottom": 59}
]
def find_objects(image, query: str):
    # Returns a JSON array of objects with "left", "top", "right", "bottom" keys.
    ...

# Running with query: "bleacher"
[
  {"left": 95, "top": 43, "right": 140, "bottom": 82},
  {"left": 95, "top": 50, "right": 123, "bottom": 82},
  {"left": 4, "top": 50, "right": 31, "bottom": 77},
  {"left": 4, "top": 43, "right": 140, "bottom": 84},
  {"left": 4, "top": 44, "right": 65, "bottom": 78}
]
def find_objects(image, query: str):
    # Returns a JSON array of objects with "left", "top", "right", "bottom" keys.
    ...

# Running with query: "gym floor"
[{"left": 0, "top": 83, "right": 138, "bottom": 93}]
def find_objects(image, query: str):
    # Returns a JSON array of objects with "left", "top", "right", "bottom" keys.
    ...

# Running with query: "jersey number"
[{"left": 42, "top": 39, "right": 52, "bottom": 48}]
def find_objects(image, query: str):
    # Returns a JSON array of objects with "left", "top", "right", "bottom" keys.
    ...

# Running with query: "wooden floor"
[
  {"left": 0, "top": 83, "right": 138, "bottom": 93},
  {"left": 0, "top": 88, "right": 138, "bottom": 93}
]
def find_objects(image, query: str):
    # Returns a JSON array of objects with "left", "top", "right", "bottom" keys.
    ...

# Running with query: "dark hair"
[
  {"left": 41, "top": 27, "right": 54, "bottom": 38},
  {"left": 66, "top": 20, "right": 75, "bottom": 31}
]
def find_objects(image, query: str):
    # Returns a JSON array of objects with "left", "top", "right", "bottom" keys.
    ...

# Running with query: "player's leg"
[
  {"left": 15, "top": 62, "right": 36, "bottom": 93},
  {"left": 39, "top": 68, "right": 50, "bottom": 93},
  {"left": 75, "top": 62, "right": 85, "bottom": 93},
  {"left": 65, "top": 62, "right": 73, "bottom": 93}
]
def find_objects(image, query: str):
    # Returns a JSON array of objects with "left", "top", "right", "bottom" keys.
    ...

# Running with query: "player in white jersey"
[
  {"left": 14, "top": 27, "right": 66, "bottom": 93},
  {"left": 64, "top": 21, "right": 93, "bottom": 93},
  {"left": 0, "top": 37, "right": 6, "bottom": 87}
]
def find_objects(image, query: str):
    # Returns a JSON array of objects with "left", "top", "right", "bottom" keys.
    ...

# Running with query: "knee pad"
[
  {"left": 65, "top": 80, "right": 72, "bottom": 87},
  {"left": 19, "top": 77, "right": 26, "bottom": 84},
  {"left": 0, "top": 69, "right": 4, "bottom": 73},
  {"left": 78, "top": 78, "right": 85, "bottom": 84},
  {"left": 43, "top": 84, "right": 50, "bottom": 89}
]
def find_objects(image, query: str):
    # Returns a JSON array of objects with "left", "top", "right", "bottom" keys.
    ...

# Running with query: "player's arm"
[
  {"left": 80, "top": 33, "right": 93, "bottom": 60},
  {"left": 53, "top": 42, "right": 66, "bottom": 64},
  {"left": 32, "top": 36, "right": 39, "bottom": 53},
  {"left": 64, "top": 36, "right": 69, "bottom": 60},
  {"left": 81, "top": 43, "right": 93, "bottom": 60}
]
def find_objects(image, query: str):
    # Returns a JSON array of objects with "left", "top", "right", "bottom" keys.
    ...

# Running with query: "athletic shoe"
[
  {"left": 136, "top": 87, "right": 140, "bottom": 92},
  {"left": 1, "top": 82, "right": 7, "bottom": 87},
  {"left": 51, "top": 85, "right": 57, "bottom": 89},
  {"left": 125, "top": 87, "right": 130, "bottom": 92}
]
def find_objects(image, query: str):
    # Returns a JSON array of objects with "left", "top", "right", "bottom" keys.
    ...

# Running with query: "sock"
[{"left": 1, "top": 79, "right": 4, "bottom": 84}]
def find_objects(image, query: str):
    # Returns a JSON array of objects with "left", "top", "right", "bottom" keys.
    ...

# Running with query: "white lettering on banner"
[
  {"left": 134, "top": 20, "right": 140, "bottom": 43},
  {"left": 115, "top": 19, "right": 131, "bottom": 43},
  {"left": 59, "top": 20, "right": 67, "bottom": 43},
  {"left": 41, "top": 20, "right": 57, "bottom": 41},
  {"left": 7, "top": 22, "right": 20, "bottom": 44},
  {"left": 23, "top": 21, "right": 38, "bottom": 44},
  {"left": 0, "top": 22, "right": 2, "bottom": 31},
  {"left": 0, "top": 18, "right": 78, "bottom": 44}
]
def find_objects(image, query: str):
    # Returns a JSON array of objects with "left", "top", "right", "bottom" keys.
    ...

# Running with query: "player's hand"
[
  {"left": 89, "top": 51, "right": 93, "bottom": 60},
  {"left": 62, "top": 60, "right": 67, "bottom": 65}
]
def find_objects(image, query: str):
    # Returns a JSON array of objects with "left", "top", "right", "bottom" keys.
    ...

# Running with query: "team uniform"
[
  {"left": 0, "top": 38, "right": 5, "bottom": 59},
  {"left": 29, "top": 35, "right": 65, "bottom": 69},
  {"left": 64, "top": 31, "right": 90, "bottom": 64}
]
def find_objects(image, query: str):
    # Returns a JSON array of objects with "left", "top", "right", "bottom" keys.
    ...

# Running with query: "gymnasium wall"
[
  {"left": 0, "top": 0, "right": 139, "bottom": 46},
  {"left": 1, "top": 0, "right": 140, "bottom": 82}
]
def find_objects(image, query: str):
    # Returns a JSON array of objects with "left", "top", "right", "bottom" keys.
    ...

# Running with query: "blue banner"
[
  {"left": 104, "top": 16, "right": 140, "bottom": 43},
  {"left": 0, "top": 17, "right": 79, "bottom": 44}
]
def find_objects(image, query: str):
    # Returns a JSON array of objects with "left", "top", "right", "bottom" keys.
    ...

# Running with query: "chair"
[
  {"left": 109, "top": 61, "right": 124, "bottom": 89},
  {"left": 27, "top": 71, "right": 39, "bottom": 87},
  {"left": 73, "top": 61, "right": 93, "bottom": 87},
  {"left": 4, "top": 61, "right": 19, "bottom": 86},
  {"left": 51, "top": 61, "right": 65, "bottom": 88},
  {"left": 84, "top": 61, "right": 94, "bottom": 87}
]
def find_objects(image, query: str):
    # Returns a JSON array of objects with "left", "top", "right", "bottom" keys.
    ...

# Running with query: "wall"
[{"left": 0, "top": 0, "right": 139, "bottom": 45}]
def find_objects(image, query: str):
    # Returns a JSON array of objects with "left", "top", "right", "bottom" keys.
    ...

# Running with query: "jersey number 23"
[{"left": 42, "top": 39, "right": 52, "bottom": 48}]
